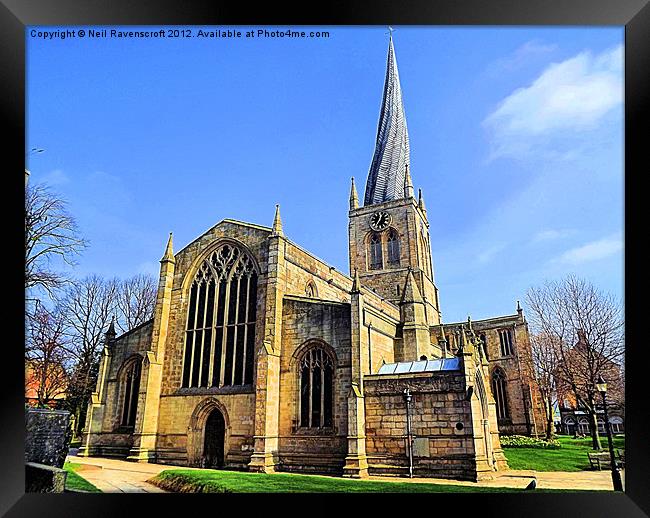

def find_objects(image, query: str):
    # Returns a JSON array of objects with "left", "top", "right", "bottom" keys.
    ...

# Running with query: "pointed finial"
[
  {"left": 161, "top": 232, "right": 175, "bottom": 263},
  {"left": 404, "top": 165, "right": 414, "bottom": 199},
  {"left": 349, "top": 177, "right": 359, "bottom": 210},
  {"left": 517, "top": 300, "right": 523, "bottom": 317},
  {"left": 439, "top": 323, "right": 448, "bottom": 358},
  {"left": 400, "top": 267, "right": 424, "bottom": 304},
  {"left": 106, "top": 316, "right": 116, "bottom": 338},
  {"left": 418, "top": 188, "right": 427, "bottom": 217},
  {"left": 459, "top": 324, "right": 468, "bottom": 349},
  {"left": 351, "top": 268, "right": 361, "bottom": 293},
  {"left": 272, "top": 204, "right": 284, "bottom": 236}
]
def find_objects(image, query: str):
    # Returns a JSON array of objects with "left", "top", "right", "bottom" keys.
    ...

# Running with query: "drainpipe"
[{"left": 403, "top": 388, "right": 414, "bottom": 478}]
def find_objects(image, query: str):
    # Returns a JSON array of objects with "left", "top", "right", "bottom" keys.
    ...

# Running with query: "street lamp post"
[
  {"left": 596, "top": 375, "right": 624, "bottom": 491},
  {"left": 403, "top": 388, "right": 414, "bottom": 478}
]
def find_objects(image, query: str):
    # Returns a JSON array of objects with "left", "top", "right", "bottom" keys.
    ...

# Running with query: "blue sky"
[{"left": 26, "top": 26, "right": 624, "bottom": 323}]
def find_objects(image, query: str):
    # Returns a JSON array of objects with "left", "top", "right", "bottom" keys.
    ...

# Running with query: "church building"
[{"left": 80, "top": 37, "right": 544, "bottom": 481}]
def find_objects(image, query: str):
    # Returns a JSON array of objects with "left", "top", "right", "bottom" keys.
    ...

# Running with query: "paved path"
[
  {"left": 369, "top": 468, "right": 624, "bottom": 491},
  {"left": 66, "top": 453, "right": 623, "bottom": 492},
  {"left": 66, "top": 455, "right": 171, "bottom": 493}
]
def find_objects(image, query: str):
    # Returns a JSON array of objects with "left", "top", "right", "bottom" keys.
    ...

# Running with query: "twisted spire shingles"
[{"left": 364, "top": 36, "right": 411, "bottom": 206}]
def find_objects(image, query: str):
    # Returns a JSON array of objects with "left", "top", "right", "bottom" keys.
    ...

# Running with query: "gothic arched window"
[
  {"left": 299, "top": 346, "right": 334, "bottom": 428},
  {"left": 387, "top": 229, "right": 400, "bottom": 266},
  {"left": 369, "top": 232, "right": 383, "bottom": 270},
  {"left": 491, "top": 368, "right": 510, "bottom": 421},
  {"left": 498, "top": 328, "right": 514, "bottom": 356},
  {"left": 419, "top": 231, "right": 430, "bottom": 277},
  {"left": 182, "top": 243, "right": 258, "bottom": 388},
  {"left": 121, "top": 358, "right": 142, "bottom": 428}
]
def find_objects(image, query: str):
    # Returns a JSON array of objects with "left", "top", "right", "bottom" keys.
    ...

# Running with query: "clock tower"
[{"left": 348, "top": 35, "right": 441, "bottom": 333}]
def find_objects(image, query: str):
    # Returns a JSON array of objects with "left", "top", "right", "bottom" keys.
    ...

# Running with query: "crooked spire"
[{"left": 364, "top": 35, "right": 411, "bottom": 206}]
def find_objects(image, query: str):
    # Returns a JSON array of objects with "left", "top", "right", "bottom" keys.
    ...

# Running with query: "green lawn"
[
  {"left": 503, "top": 435, "right": 625, "bottom": 472},
  {"left": 63, "top": 462, "right": 102, "bottom": 493},
  {"left": 148, "top": 469, "right": 590, "bottom": 493}
]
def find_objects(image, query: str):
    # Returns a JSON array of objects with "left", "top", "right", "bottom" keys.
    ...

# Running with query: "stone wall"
[
  {"left": 81, "top": 321, "right": 153, "bottom": 457},
  {"left": 277, "top": 297, "right": 352, "bottom": 474},
  {"left": 25, "top": 462, "right": 67, "bottom": 493},
  {"left": 363, "top": 372, "right": 479, "bottom": 481},
  {"left": 152, "top": 221, "right": 271, "bottom": 466},
  {"left": 435, "top": 313, "right": 546, "bottom": 436},
  {"left": 156, "top": 392, "right": 256, "bottom": 467}
]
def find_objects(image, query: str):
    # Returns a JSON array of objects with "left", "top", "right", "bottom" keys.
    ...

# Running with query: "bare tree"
[
  {"left": 25, "top": 304, "right": 71, "bottom": 407},
  {"left": 527, "top": 275, "right": 624, "bottom": 450},
  {"left": 58, "top": 274, "right": 118, "bottom": 436},
  {"left": 115, "top": 274, "right": 157, "bottom": 333},
  {"left": 25, "top": 183, "right": 88, "bottom": 297},
  {"left": 527, "top": 332, "right": 560, "bottom": 440}
]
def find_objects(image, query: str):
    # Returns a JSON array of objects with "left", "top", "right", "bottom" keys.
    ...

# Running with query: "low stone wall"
[
  {"left": 364, "top": 371, "right": 479, "bottom": 481},
  {"left": 25, "top": 462, "right": 67, "bottom": 493},
  {"left": 25, "top": 408, "right": 72, "bottom": 469}
]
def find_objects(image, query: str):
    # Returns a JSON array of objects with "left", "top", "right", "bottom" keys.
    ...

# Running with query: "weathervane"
[{"left": 386, "top": 26, "right": 395, "bottom": 37}]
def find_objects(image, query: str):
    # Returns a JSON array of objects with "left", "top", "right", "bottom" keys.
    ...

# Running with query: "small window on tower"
[
  {"left": 387, "top": 229, "right": 400, "bottom": 266},
  {"left": 498, "top": 328, "right": 514, "bottom": 357},
  {"left": 369, "top": 232, "right": 383, "bottom": 270}
]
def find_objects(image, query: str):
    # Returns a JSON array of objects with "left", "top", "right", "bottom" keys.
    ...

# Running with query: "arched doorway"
[{"left": 203, "top": 408, "right": 226, "bottom": 468}]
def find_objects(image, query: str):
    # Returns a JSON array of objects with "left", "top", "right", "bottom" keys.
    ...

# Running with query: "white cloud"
[
  {"left": 477, "top": 244, "right": 505, "bottom": 264},
  {"left": 554, "top": 234, "right": 622, "bottom": 265},
  {"left": 484, "top": 44, "right": 623, "bottom": 160},
  {"left": 487, "top": 40, "right": 558, "bottom": 76},
  {"left": 531, "top": 228, "right": 574, "bottom": 243}
]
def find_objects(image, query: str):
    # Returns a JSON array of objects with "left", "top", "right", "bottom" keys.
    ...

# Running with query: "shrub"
[{"left": 500, "top": 435, "right": 561, "bottom": 449}]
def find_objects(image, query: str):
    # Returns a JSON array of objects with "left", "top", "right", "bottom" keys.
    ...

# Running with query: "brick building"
[{"left": 79, "top": 37, "right": 542, "bottom": 481}]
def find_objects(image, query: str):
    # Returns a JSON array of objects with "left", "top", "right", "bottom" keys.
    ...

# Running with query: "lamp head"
[{"left": 596, "top": 374, "right": 607, "bottom": 394}]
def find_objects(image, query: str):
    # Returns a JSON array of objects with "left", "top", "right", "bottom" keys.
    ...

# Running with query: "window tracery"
[
  {"left": 299, "top": 346, "right": 334, "bottom": 428},
  {"left": 120, "top": 358, "right": 141, "bottom": 427},
  {"left": 491, "top": 368, "right": 510, "bottom": 421},
  {"left": 182, "top": 243, "right": 258, "bottom": 388},
  {"left": 369, "top": 232, "right": 383, "bottom": 270},
  {"left": 387, "top": 228, "right": 400, "bottom": 266}
]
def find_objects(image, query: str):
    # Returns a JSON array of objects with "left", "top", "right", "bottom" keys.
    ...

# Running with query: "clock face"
[{"left": 369, "top": 211, "right": 391, "bottom": 231}]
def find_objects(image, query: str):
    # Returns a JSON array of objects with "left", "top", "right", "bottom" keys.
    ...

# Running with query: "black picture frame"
[{"left": 2, "top": 1, "right": 647, "bottom": 516}]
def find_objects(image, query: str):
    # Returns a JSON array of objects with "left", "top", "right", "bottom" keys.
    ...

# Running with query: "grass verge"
[
  {"left": 64, "top": 462, "right": 102, "bottom": 493},
  {"left": 503, "top": 435, "right": 625, "bottom": 472},
  {"left": 148, "top": 469, "right": 593, "bottom": 493}
]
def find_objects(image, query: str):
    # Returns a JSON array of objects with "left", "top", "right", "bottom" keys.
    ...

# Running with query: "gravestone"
[{"left": 25, "top": 408, "right": 72, "bottom": 492}]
